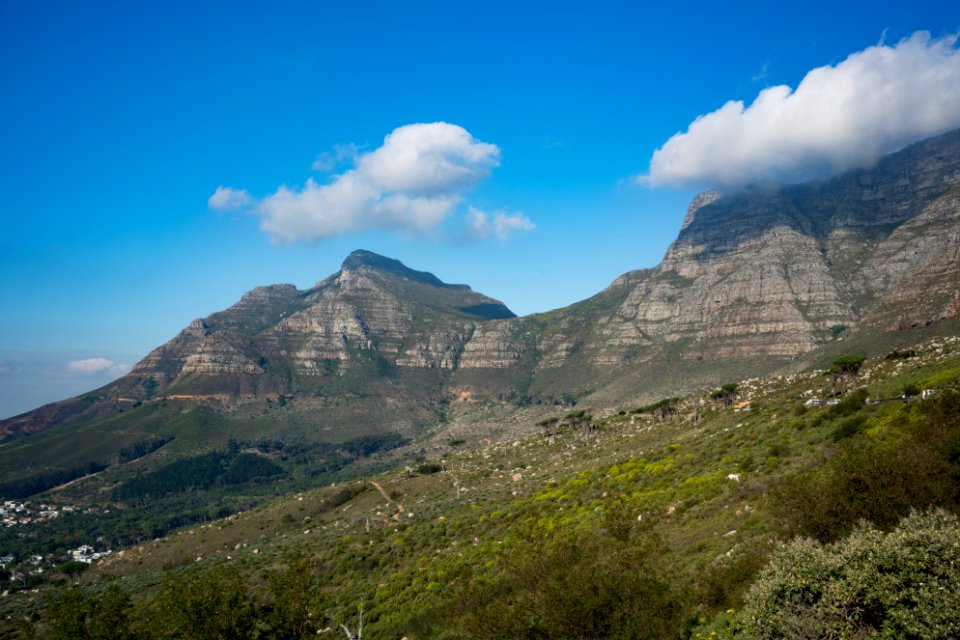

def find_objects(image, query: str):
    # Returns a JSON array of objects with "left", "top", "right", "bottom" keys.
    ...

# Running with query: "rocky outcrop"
[
  {"left": 181, "top": 334, "right": 265, "bottom": 375},
  {"left": 132, "top": 319, "right": 213, "bottom": 377},
  {"left": 459, "top": 322, "right": 530, "bottom": 369}
]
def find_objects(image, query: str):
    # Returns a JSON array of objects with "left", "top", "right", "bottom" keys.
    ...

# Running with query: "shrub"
[
  {"left": 826, "top": 388, "right": 867, "bottom": 418},
  {"left": 732, "top": 509, "right": 960, "bottom": 639},
  {"left": 694, "top": 543, "right": 771, "bottom": 612},
  {"left": 830, "top": 414, "right": 867, "bottom": 441},
  {"left": 885, "top": 349, "right": 917, "bottom": 360},
  {"left": 153, "top": 564, "right": 257, "bottom": 640},
  {"left": 42, "top": 583, "right": 134, "bottom": 640},
  {"left": 318, "top": 484, "right": 368, "bottom": 513},
  {"left": 266, "top": 548, "right": 325, "bottom": 638},
  {"left": 777, "top": 391, "right": 960, "bottom": 541},
  {"left": 416, "top": 462, "right": 443, "bottom": 475},
  {"left": 711, "top": 383, "right": 739, "bottom": 406},
  {"left": 458, "top": 530, "right": 687, "bottom": 639}
]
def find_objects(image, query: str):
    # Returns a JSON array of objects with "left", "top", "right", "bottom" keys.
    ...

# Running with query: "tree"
[
  {"left": 56, "top": 560, "right": 90, "bottom": 585},
  {"left": 710, "top": 383, "right": 739, "bottom": 407},
  {"left": 827, "top": 354, "right": 866, "bottom": 392},
  {"left": 537, "top": 416, "right": 560, "bottom": 437}
]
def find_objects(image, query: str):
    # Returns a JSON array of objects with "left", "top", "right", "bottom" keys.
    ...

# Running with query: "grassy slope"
[{"left": 4, "top": 329, "right": 958, "bottom": 637}]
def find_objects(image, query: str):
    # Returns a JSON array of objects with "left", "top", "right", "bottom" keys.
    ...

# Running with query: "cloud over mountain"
[
  {"left": 238, "top": 123, "right": 505, "bottom": 243},
  {"left": 643, "top": 31, "right": 960, "bottom": 188},
  {"left": 66, "top": 358, "right": 131, "bottom": 377},
  {"left": 464, "top": 207, "right": 535, "bottom": 242}
]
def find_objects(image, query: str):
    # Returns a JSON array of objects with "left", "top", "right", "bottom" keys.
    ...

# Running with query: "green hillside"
[{"left": 3, "top": 332, "right": 959, "bottom": 638}]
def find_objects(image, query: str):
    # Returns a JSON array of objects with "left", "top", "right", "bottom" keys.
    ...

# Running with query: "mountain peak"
[{"left": 341, "top": 250, "right": 469, "bottom": 290}]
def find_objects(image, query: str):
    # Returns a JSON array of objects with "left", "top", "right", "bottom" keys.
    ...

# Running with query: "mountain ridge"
[{"left": 3, "top": 128, "right": 960, "bottom": 449}]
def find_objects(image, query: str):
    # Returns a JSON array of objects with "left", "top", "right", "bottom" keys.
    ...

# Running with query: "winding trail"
[{"left": 370, "top": 481, "right": 405, "bottom": 522}]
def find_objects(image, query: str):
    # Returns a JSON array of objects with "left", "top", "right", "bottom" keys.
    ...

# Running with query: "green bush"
[
  {"left": 724, "top": 509, "right": 960, "bottom": 639},
  {"left": 885, "top": 349, "right": 917, "bottom": 360},
  {"left": 826, "top": 388, "right": 867, "bottom": 418},
  {"left": 416, "top": 462, "right": 443, "bottom": 475},
  {"left": 694, "top": 544, "right": 771, "bottom": 613},
  {"left": 777, "top": 391, "right": 960, "bottom": 541},
  {"left": 42, "top": 583, "right": 134, "bottom": 640},
  {"left": 458, "top": 530, "right": 687, "bottom": 639},
  {"left": 265, "top": 548, "right": 326, "bottom": 638},
  {"left": 153, "top": 564, "right": 257, "bottom": 640},
  {"left": 830, "top": 414, "right": 867, "bottom": 441}
]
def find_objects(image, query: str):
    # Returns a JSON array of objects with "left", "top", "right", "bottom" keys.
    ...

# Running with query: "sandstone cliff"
[{"left": 521, "top": 129, "right": 960, "bottom": 381}]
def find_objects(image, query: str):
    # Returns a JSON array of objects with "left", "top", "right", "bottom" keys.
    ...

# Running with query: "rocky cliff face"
[
  {"left": 4, "top": 131, "right": 960, "bottom": 441},
  {"left": 525, "top": 129, "right": 960, "bottom": 378},
  {"left": 125, "top": 249, "right": 520, "bottom": 391}
]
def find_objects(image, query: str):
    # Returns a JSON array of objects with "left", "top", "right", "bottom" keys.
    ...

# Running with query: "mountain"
[
  {"left": 3, "top": 130, "right": 960, "bottom": 470},
  {"left": 0, "top": 249, "right": 521, "bottom": 447},
  {"left": 510, "top": 128, "right": 960, "bottom": 400}
]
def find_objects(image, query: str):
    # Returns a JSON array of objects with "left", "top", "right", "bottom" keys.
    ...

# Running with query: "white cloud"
[
  {"left": 208, "top": 186, "right": 253, "bottom": 211},
  {"left": 66, "top": 358, "right": 131, "bottom": 377},
  {"left": 254, "top": 122, "right": 504, "bottom": 243},
  {"left": 312, "top": 143, "right": 361, "bottom": 172},
  {"left": 356, "top": 123, "right": 499, "bottom": 194},
  {"left": 464, "top": 207, "right": 535, "bottom": 242},
  {"left": 643, "top": 31, "right": 960, "bottom": 188}
]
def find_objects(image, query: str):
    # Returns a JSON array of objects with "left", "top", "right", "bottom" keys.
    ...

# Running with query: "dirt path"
[
  {"left": 370, "top": 481, "right": 405, "bottom": 522},
  {"left": 49, "top": 469, "right": 104, "bottom": 492}
]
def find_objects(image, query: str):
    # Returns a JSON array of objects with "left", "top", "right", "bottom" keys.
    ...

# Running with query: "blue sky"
[{"left": 1, "top": 0, "right": 959, "bottom": 418}]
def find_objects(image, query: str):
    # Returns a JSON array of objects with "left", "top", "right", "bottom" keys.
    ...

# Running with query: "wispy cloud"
[
  {"left": 542, "top": 136, "right": 563, "bottom": 150},
  {"left": 208, "top": 186, "right": 253, "bottom": 211},
  {"left": 66, "top": 358, "right": 131, "bottom": 377},
  {"left": 751, "top": 60, "right": 770, "bottom": 82},
  {"left": 463, "top": 207, "right": 535, "bottom": 242},
  {"left": 642, "top": 31, "right": 960, "bottom": 189},
  {"left": 311, "top": 142, "right": 362, "bottom": 172}
]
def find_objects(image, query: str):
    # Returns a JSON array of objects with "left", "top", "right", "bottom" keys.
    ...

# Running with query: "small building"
[
  {"left": 69, "top": 545, "right": 111, "bottom": 564},
  {"left": 922, "top": 388, "right": 936, "bottom": 399},
  {"left": 71, "top": 545, "right": 95, "bottom": 563}
]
